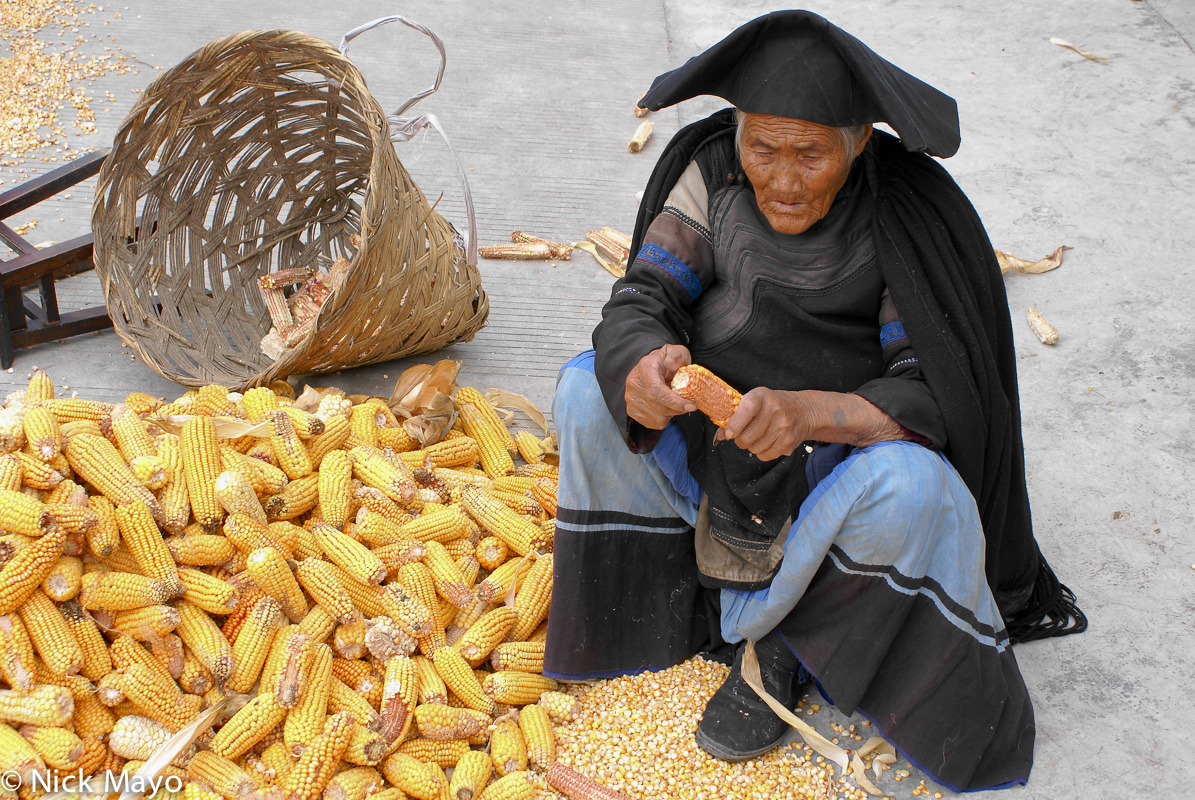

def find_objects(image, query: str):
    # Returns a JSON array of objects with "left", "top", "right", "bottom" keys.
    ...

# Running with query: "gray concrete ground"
[{"left": 1, "top": 1, "right": 1192, "bottom": 797}]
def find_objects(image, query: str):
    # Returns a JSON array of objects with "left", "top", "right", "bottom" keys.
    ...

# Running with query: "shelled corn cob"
[
  {"left": 258, "top": 259, "right": 352, "bottom": 361},
  {"left": 0, "top": 369, "right": 588, "bottom": 800}
]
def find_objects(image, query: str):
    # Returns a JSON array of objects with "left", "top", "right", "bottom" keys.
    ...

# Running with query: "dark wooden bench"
[{"left": 0, "top": 149, "right": 113, "bottom": 369}]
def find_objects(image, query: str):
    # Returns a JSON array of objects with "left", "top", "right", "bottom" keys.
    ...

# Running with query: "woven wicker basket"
[{"left": 92, "top": 28, "right": 488, "bottom": 390}]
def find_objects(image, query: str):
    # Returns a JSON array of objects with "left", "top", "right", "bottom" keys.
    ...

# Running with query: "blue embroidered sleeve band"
[
  {"left": 635, "top": 243, "right": 704, "bottom": 301},
  {"left": 879, "top": 321, "right": 907, "bottom": 349}
]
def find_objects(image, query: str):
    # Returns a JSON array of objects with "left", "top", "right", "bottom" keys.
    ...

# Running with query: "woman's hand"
[
  {"left": 718, "top": 388, "right": 911, "bottom": 460},
  {"left": 625, "top": 344, "right": 697, "bottom": 430},
  {"left": 717, "top": 388, "right": 812, "bottom": 461}
]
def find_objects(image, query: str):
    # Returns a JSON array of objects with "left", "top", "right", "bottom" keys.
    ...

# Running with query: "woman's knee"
[
  {"left": 859, "top": 441, "right": 960, "bottom": 512},
  {"left": 554, "top": 358, "right": 617, "bottom": 447}
]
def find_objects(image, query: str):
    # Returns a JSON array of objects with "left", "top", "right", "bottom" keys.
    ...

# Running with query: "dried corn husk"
[
  {"left": 292, "top": 385, "right": 329, "bottom": 413},
  {"left": 995, "top": 245, "right": 1070, "bottom": 275},
  {"left": 403, "top": 393, "right": 457, "bottom": 447},
  {"left": 388, "top": 360, "right": 462, "bottom": 418},
  {"left": 573, "top": 241, "right": 624, "bottom": 278},
  {"left": 484, "top": 389, "right": 550, "bottom": 436},
  {"left": 1050, "top": 36, "right": 1109, "bottom": 62},
  {"left": 144, "top": 414, "right": 270, "bottom": 438},
  {"left": 741, "top": 642, "right": 848, "bottom": 775},
  {"left": 850, "top": 753, "right": 884, "bottom": 796}
]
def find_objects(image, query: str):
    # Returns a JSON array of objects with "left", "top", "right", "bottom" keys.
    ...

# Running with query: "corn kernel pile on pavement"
[{"left": 554, "top": 657, "right": 937, "bottom": 800}]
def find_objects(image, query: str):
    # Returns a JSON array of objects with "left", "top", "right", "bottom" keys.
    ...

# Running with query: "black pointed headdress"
[{"left": 638, "top": 10, "right": 961, "bottom": 157}]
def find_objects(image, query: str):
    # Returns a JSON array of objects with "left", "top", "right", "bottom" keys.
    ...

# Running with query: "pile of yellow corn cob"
[{"left": 0, "top": 369, "right": 598, "bottom": 800}]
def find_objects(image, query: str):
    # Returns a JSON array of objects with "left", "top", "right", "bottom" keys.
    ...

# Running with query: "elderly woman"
[{"left": 543, "top": 10, "right": 1083, "bottom": 793}]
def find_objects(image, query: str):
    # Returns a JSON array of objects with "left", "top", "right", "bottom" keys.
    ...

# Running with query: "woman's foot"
[{"left": 695, "top": 633, "right": 809, "bottom": 761}]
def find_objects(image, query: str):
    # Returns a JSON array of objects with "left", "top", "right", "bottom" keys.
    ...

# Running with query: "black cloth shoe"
[{"left": 695, "top": 633, "right": 809, "bottom": 762}]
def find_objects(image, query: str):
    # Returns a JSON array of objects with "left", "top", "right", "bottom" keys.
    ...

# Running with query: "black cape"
[{"left": 620, "top": 110, "right": 1084, "bottom": 642}]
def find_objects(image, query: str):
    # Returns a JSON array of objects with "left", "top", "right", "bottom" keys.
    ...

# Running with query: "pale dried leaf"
[
  {"left": 872, "top": 752, "right": 897, "bottom": 780},
  {"left": 292, "top": 384, "right": 327, "bottom": 413},
  {"left": 1050, "top": 36, "right": 1110, "bottom": 61},
  {"left": 145, "top": 414, "right": 270, "bottom": 438},
  {"left": 485, "top": 388, "right": 551, "bottom": 436},
  {"left": 855, "top": 736, "right": 889, "bottom": 757},
  {"left": 996, "top": 245, "right": 1070, "bottom": 275},
  {"left": 388, "top": 360, "right": 461, "bottom": 418},
  {"left": 46, "top": 697, "right": 229, "bottom": 800},
  {"left": 402, "top": 392, "right": 457, "bottom": 447},
  {"left": 574, "top": 241, "right": 626, "bottom": 278},
  {"left": 851, "top": 753, "right": 885, "bottom": 796},
  {"left": 741, "top": 642, "right": 848, "bottom": 775},
  {"left": 539, "top": 432, "right": 559, "bottom": 467},
  {"left": 504, "top": 552, "right": 539, "bottom": 608},
  {"left": 388, "top": 364, "right": 432, "bottom": 415}
]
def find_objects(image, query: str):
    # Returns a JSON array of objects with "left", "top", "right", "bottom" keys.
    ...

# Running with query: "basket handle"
[{"left": 340, "top": 16, "right": 477, "bottom": 267}]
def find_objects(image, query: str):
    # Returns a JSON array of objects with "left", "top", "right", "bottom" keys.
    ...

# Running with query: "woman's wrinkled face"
[{"left": 739, "top": 113, "right": 870, "bottom": 235}]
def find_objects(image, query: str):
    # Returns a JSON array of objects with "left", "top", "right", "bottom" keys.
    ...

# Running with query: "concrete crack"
[{"left": 1143, "top": 0, "right": 1194, "bottom": 54}]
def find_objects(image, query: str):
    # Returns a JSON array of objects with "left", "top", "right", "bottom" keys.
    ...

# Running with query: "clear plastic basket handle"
[{"left": 340, "top": 15, "right": 477, "bottom": 266}]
